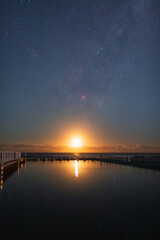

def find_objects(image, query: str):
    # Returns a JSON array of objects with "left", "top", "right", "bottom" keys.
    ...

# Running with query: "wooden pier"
[
  {"left": 21, "top": 152, "right": 160, "bottom": 171},
  {"left": 0, "top": 151, "right": 25, "bottom": 190}
]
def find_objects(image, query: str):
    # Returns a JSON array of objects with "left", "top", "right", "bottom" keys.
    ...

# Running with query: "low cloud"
[{"left": 0, "top": 143, "right": 160, "bottom": 153}]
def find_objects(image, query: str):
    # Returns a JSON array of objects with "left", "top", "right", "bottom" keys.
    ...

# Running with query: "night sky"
[{"left": 0, "top": 0, "right": 160, "bottom": 152}]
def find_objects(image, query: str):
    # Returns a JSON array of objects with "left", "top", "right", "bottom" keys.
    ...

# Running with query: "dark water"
[{"left": 0, "top": 160, "right": 160, "bottom": 240}]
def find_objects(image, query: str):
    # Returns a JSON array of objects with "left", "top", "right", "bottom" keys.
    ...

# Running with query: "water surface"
[{"left": 0, "top": 160, "right": 160, "bottom": 240}]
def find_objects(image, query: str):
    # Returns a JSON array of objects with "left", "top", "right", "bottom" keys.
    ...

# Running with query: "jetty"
[
  {"left": 0, "top": 151, "right": 160, "bottom": 188},
  {"left": 22, "top": 152, "right": 160, "bottom": 171},
  {"left": 0, "top": 151, "right": 25, "bottom": 189}
]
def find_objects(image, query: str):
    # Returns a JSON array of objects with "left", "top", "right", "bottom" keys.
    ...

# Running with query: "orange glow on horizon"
[{"left": 50, "top": 125, "right": 110, "bottom": 152}]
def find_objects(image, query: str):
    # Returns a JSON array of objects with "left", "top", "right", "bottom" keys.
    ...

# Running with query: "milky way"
[{"left": 0, "top": 0, "right": 160, "bottom": 148}]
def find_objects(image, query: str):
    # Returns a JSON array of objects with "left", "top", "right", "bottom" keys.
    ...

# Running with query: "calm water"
[{"left": 0, "top": 160, "right": 160, "bottom": 240}]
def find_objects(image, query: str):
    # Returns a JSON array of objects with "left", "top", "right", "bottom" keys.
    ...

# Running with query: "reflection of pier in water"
[{"left": 0, "top": 151, "right": 25, "bottom": 190}]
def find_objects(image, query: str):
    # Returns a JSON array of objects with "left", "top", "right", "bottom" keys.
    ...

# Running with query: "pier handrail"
[{"left": 0, "top": 151, "right": 21, "bottom": 165}]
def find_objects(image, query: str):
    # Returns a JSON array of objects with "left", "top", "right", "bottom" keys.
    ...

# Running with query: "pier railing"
[
  {"left": 21, "top": 152, "right": 160, "bottom": 162},
  {"left": 0, "top": 151, "right": 21, "bottom": 164}
]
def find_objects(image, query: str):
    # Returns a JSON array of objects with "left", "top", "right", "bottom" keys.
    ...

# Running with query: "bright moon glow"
[{"left": 71, "top": 138, "right": 82, "bottom": 148}]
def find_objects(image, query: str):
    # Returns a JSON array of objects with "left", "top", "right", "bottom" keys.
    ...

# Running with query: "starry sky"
[{"left": 0, "top": 0, "right": 160, "bottom": 152}]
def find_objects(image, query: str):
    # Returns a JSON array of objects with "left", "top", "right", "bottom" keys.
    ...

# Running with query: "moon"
[{"left": 71, "top": 138, "right": 82, "bottom": 148}]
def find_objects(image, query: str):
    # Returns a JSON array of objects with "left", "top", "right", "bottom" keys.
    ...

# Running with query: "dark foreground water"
[{"left": 0, "top": 160, "right": 160, "bottom": 240}]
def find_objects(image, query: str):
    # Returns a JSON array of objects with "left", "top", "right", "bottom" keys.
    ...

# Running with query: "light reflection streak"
[
  {"left": 75, "top": 160, "right": 79, "bottom": 177},
  {"left": 0, "top": 166, "right": 3, "bottom": 190}
]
